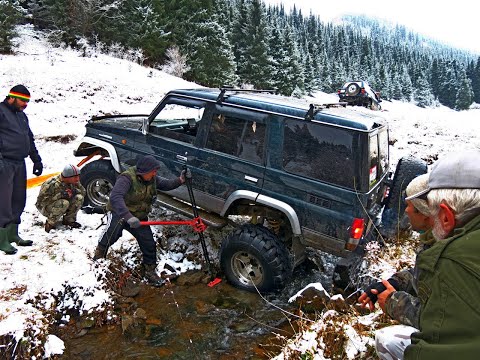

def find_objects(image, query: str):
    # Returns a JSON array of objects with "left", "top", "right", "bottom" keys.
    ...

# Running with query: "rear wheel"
[
  {"left": 220, "top": 224, "right": 292, "bottom": 293},
  {"left": 80, "top": 160, "right": 117, "bottom": 213},
  {"left": 381, "top": 156, "right": 427, "bottom": 240}
]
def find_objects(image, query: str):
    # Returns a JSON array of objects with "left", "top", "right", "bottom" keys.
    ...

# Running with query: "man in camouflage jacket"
[{"left": 36, "top": 164, "right": 85, "bottom": 232}]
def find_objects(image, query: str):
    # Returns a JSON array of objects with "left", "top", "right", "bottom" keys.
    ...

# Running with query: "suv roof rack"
[
  {"left": 217, "top": 86, "right": 277, "bottom": 102},
  {"left": 305, "top": 102, "right": 347, "bottom": 121}
]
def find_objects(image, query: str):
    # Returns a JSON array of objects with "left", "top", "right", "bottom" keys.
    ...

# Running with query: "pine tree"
[
  {"left": 276, "top": 24, "right": 305, "bottom": 96},
  {"left": 184, "top": 16, "right": 238, "bottom": 87},
  {"left": 241, "top": 0, "right": 272, "bottom": 89},
  {"left": 472, "top": 56, "right": 480, "bottom": 103},
  {"left": 414, "top": 74, "right": 434, "bottom": 108},
  {"left": 0, "top": 0, "right": 22, "bottom": 53},
  {"left": 455, "top": 69, "right": 474, "bottom": 110}
]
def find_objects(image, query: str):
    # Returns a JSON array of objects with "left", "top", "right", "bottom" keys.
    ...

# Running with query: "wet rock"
[
  {"left": 229, "top": 319, "right": 256, "bottom": 333},
  {"left": 328, "top": 294, "right": 349, "bottom": 312},
  {"left": 73, "top": 328, "right": 89, "bottom": 338},
  {"left": 80, "top": 317, "right": 96, "bottom": 329},
  {"left": 118, "top": 278, "right": 140, "bottom": 298},
  {"left": 289, "top": 283, "right": 330, "bottom": 313},
  {"left": 134, "top": 308, "right": 147, "bottom": 320},
  {"left": 194, "top": 300, "right": 215, "bottom": 315},
  {"left": 176, "top": 270, "right": 206, "bottom": 286},
  {"left": 121, "top": 312, "right": 146, "bottom": 339}
]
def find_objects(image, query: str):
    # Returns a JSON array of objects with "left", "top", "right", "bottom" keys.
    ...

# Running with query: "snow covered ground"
[{"left": 1, "top": 25, "right": 479, "bottom": 358}]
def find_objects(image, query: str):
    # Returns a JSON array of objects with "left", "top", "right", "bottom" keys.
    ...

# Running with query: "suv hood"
[{"left": 87, "top": 114, "right": 148, "bottom": 130}]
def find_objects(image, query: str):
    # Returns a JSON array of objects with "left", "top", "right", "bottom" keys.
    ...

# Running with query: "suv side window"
[
  {"left": 282, "top": 118, "right": 356, "bottom": 188},
  {"left": 149, "top": 99, "right": 206, "bottom": 144},
  {"left": 206, "top": 112, "right": 266, "bottom": 164}
]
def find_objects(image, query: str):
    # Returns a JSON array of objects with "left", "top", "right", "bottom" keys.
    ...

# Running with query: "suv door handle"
[
  {"left": 244, "top": 175, "right": 258, "bottom": 183},
  {"left": 176, "top": 155, "right": 188, "bottom": 162}
]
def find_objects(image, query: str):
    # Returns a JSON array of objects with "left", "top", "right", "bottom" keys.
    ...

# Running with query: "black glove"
[
  {"left": 363, "top": 278, "right": 400, "bottom": 304},
  {"left": 127, "top": 217, "right": 141, "bottom": 229},
  {"left": 33, "top": 161, "right": 43, "bottom": 176}
]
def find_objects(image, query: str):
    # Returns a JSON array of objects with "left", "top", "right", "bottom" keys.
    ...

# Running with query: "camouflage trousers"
[
  {"left": 39, "top": 194, "right": 84, "bottom": 225},
  {"left": 375, "top": 325, "right": 417, "bottom": 360}
]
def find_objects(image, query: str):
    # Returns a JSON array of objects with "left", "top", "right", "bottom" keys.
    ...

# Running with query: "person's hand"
[
  {"left": 374, "top": 279, "right": 397, "bottom": 312},
  {"left": 358, "top": 281, "right": 387, "bottom": 311},
  {"left": 180, "top": 168, "right": 192, "bottom": 183},
  {"left": 62, "top": 188, "right": 73, "bottom": 199},
  {"left": 33, "top": 161, "right": 43, "bottom": 176},
  {"left": 358, "top": 277, "right": 399, "bottom": 311},
  {"left": 127, "top": 217, "right": 141, "bottom": 229}
]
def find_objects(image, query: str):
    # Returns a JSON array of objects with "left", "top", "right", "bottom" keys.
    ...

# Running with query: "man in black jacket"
[
  {"left": 93, "top": 155, "right": 187, "bottom": 287},
  {"left": 0, "top": 85, "right": 43, "bottom": 254}
]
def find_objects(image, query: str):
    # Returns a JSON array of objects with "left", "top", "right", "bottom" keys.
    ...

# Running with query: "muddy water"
[{"left": 62, "top": 259, "right": 335, "bottom": 360}]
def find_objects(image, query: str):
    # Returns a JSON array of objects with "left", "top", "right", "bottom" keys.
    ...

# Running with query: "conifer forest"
[{"left": 2, "top": 0, "right": 480, "bottom": 110}]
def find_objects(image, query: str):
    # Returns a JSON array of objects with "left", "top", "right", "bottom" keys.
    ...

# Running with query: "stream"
[{"left": 60, "top": 256, "right": 336, "bottom": 360}]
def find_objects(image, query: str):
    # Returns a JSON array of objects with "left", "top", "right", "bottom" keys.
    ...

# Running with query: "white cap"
[{"left": 61, "top": 164, "right": 80, "bottom": 178}]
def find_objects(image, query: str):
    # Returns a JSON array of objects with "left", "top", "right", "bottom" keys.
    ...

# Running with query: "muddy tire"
[
  {"left": 80, "top": 160, "right": 117, "bottom": 213},
  {"left": 220, "top": 224, "right": 292, "bottom": 293},
  {"left": 381, "top": 156, "right": 427, "bottom": 239}
]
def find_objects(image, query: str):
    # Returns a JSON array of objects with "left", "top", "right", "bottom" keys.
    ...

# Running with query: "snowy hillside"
[{"left": 1, "top": 25, "right": 479, "bottom": 358}]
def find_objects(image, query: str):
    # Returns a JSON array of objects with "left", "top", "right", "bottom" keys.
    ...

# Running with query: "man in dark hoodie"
[
  {"left": 93, "top": 155, "right": 187, "bottom": 287},
  {"left": 0, "top": 85, "right": 43, "bottom": 255}
]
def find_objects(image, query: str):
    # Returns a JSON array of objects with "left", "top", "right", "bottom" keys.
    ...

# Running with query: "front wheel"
[
  {"left": 80, "top": 160, "right": 117, "bottom": 213},
  {"left": 220, "top": 224, "right": 292, "bottom": 293}
]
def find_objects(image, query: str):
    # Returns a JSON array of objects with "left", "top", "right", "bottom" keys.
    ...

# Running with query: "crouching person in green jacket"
[
  {"left": 93, "top": 155, "right": 187, "bottom": 287},
  {"left": 371, "top": 150, "right": 480, "bottom": 360},
  {"left": 36, "top": 164, "right": 86, "bottom": 232}
]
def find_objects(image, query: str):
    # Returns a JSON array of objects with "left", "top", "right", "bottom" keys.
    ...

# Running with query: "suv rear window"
[{"left": 282, "top": 118, "right": 356, "bottom": 188}]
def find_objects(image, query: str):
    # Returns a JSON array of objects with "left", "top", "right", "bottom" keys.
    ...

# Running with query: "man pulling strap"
[{"left": 93, "top": 155, "right": 188, "bottom": 287}]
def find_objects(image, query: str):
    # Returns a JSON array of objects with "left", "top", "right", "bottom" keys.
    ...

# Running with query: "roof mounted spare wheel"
[
  {"left": 346, "top": 83, "right": 360, "bottom": 96},
  {"left": 380, "top": 156, "right": 427, "bottom": 241}
]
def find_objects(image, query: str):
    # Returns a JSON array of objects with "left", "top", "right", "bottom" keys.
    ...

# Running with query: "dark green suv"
[{"left": 74, "top": 88, "right": 425, "bottom": 292}]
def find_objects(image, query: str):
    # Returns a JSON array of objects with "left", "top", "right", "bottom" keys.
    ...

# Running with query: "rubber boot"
[
  {"left": 0, "top": 227, "right": 17, "bottom": 255},
  {"left": 93, "top": 244, "right": 108, "bottom": 260},
  {"left": 143, "top": 264, "right": 165, "bottom": 287},
  {"left": 7, "top": 224, "right": 33, "bottom": 246}
]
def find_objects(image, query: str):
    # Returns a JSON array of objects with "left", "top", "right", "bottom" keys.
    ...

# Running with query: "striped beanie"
[
  {"left": 8, "top": 84, "right": 31, "bottom": 102},
  {"left": 61, "top": 164, "right": 81, "bottom": 178}
]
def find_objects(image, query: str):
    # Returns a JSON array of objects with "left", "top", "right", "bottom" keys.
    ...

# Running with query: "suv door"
[
  {"left": 133, "top": 95, "right": 208, "bottom": 204},
  {"left": 194, "top": 104, "right": 268, "bottom": 214}
]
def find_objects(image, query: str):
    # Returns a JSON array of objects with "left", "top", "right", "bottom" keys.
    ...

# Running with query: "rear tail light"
[
  {"left": 346, "top": 218, "right": 365, "bottom": 251},
  {"left": 361, "top": 88, "right": 366, "bottom": 94}
]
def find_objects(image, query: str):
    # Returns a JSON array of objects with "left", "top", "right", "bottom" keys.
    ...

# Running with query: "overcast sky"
[{"left": 263, "top": 0, "right": 480, "bottom": 54}]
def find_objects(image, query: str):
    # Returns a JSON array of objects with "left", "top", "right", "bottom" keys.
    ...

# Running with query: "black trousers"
[
  {"left": 98, "top": 212, "right": 157, "bottom": 264},
  {"left": 0, "top": 159, "right": 26, "bottom": 228}
]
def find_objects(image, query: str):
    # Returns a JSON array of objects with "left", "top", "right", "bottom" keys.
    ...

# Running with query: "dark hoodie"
[{"left": 0, "top": 99, "right": 41, "bottom": 162}]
